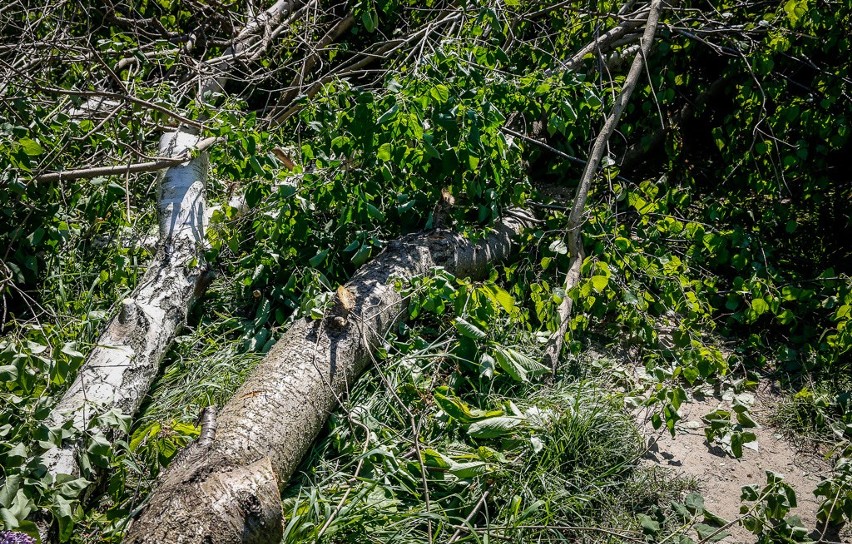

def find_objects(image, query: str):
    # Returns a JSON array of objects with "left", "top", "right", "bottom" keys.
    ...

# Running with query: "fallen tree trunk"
[
  {"left": 42, "top": 0, "right": 299, "bottom": 480},
  {"left": 124, "top": 212, "right": 532, "bottom": 544},
  {"left": 44, "top": 131, "right": 208, "bottom": 477}
]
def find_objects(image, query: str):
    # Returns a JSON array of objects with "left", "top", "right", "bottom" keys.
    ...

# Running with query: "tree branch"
[
  {"left": 544, "top": 0, "right": 665, "bottom": 376},
  {"left": 32, "top": 136, "right": 222, "bottom": 182},
  {"left": 545, "top": 5, "right": 651, "bottom": 75},
  {"left": 32, "top": 85, "right": 205, "bottom": 129}
]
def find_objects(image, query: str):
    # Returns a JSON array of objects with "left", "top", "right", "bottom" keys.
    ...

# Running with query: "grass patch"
[{"left": 276, "top": 324, "right": 697, "bottom": 543}]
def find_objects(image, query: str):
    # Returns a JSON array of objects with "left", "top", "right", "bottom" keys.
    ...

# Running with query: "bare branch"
[
  {"left": 545, "top": 0, "right": 665, "bottom": 375},
  {"left": 546, "top": 5, "right": 650, "bottom": 75},
  {"left": 32, "top": 136, "right": 222, "bottom": 182},
  {"left": 31, "top": 85, "right": 205, "bottom": 129}
]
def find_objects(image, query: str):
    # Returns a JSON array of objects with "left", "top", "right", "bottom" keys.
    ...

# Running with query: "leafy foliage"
[{"left": 0, "top": 0, "right": 850, "bottom": 540}]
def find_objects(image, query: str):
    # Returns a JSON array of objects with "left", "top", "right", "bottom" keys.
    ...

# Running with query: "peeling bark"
[
  {"left": 124, "top": 213, "right": 531, "bottom": 544},
  {"left": 43, "top": 0, "right": 300, "bottom": 480},
  {"left": 44, "top": 132, "right": 208, "bottom": 477}
]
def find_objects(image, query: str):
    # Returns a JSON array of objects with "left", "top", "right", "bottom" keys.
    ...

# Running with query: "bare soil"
[{"left": 635, "top": 381, "right": 851, "bottom": 543}]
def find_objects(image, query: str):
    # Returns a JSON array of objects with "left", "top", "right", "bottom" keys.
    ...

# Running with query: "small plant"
[
  {"left": 740, "top": 471, "right": 812, "bottom": 543},
  {"left": 637, "top": 491, "right": 730, "bottom": 543},
  {"left": 703, "top": 398, "right": 758, "bottom": 458},
  {"left": 814, "top": 457, "right": 852, "bottom": 528}
]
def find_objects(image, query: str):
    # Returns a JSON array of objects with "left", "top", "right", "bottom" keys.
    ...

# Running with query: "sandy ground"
[{"left": 635, "top": 382, "right": 851, "bottom": 543}]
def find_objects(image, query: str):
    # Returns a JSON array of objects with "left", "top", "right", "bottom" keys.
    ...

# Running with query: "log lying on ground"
[
  {"left": 124, "top": 212, "right": 533, "bottom": 544},
  {"left": 42, "top": 0, "right": 300, "bottom": 480},
  {"left": 43, "top": 131, "right": 208, "bottom": 477}
]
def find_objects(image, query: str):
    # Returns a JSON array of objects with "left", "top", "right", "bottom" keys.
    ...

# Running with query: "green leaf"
[
  {"left": 365, "top": 202, "right": 384, "bottom": 221},
  {"left": 56, "top": 477, "right": 92, "bottom": 499},
  {"left": 448, "top": 461, "right": 487, "bottom": 479},
  {"left": 429, "top": 84, "right": 450, "bottom": 104},
  {"left": 53, "top": 496, "right": 75, "bottom": 541},
  {"left": 309, "top": 249, "right": 329, "bottom": 267},
  {"left": 434, "top": 389, "right": 499, "bottom": 423},
  {"left": 0, "top": 507, "right": 18, "bottom": 529},
  {"left": 482, "top": 284, "right": 515, "bottom": 313},
  {"left": 751, "top": 298, "right": 768, "bottom": 316},
  {"left": 590, "top": 275, "right": 609, "bottom": 293},
  {"left": 421, "top": 449, "right": 452, "bottom": 469},
  {"left": 735, "top": 409, "right": 758, "bottom": 428},
  {"left": 453, "top": 317, "right": 487, "bottom": 340},
  {"left": 479, "top": 352, "right": 495, "bottom": 380},
  {"left": 377, "top": 143, "right": 392, "bottom": 161},
  {"left": 467, "top": 152, "right": 480, "bottom": 170},
  {"left": 467, "top": 416, "right": 523, "bottom": 438},
  {"left": 0, "top": 364, "right": 18, "bottom": 383},
  {"left": 694, "top": 523, "right": 728, "bottom": 542},
  {"left": 351, "top": 244, "right": 372, "bottom": 266},
  {"left": 377, "top": 103, "right": 399, "bottom": 124},
  {"left": 740, "top": 484, "right": 760, "bottom": 501},
  {"left": 671, "top": 500, "right": 691, "bottom": 520},
  {"left": 783, "top": 0, "right": 808, "bottom": 27},
  {"left": 492, "top": 346, "right": 548, "bottom": 383},
  {"left": 0, "top": 475, "right": 22, "bottom": 508},
  {"left": 18, "top": 138, "right": 44, "bottom": 156},
  {"left": 638, "top": 514, "right": 661, "bottom": 534},
  {"left": 15, "top": 520, "right": 42, "bottom": 543},
  {"left": 361, "top": 8, "right": 378, "bottom": 32},
  {"left": 685, "top": 492, "right": 705, "bottom": 514}
]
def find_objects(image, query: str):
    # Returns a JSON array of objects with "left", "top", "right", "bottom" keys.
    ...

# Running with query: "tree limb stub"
[
  {"left": 124, "top": 212, "right": 533, "bottom": 544},
  {"left": 544, "top": 0, "right": 664, "bottom": 375}
]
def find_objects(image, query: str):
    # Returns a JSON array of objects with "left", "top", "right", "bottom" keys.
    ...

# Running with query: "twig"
[
  {"left": 502, "top": 126, "right": 632, "bottom": 184},
  {"left": 268, "top": 8, "right": 462, "bottom": 125},
  {"left": 32, "top": 85, "right": 205, "bottom": 129},
  {"left": 315, "top": 417, "right": 372, "bottom": 540},
  {"left": 502, "top": 127, "right": 586, "bottom": 167},
  {"left": 33, "top": 136, "right": 222, "bottom": 182},
  {"left": 278, "top": 13, "right": 357, "bottom": 106},
  {"left": 447, "top": 490, "right": 490, "bottom": 543},
  {"left": 362, "top": 323, "right": 434, "bottom": 543},
  {"left": 545, "top": 5, "right": 650, "bottom": 75}
]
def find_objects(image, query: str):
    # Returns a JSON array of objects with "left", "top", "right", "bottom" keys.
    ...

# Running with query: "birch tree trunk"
[
  {"left": 43, "top": 131, "right": 208, "bottom": 477},
  {"left": 42, "top": 0, "right": 300, "bottom": 479},
  {"left": 123, "top": 213, "right": 531, "bottom": 544}
]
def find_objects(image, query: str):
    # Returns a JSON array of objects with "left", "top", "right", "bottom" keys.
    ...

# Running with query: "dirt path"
[{"left": 635, "top": 382, "right": 850, "bottom": 543}]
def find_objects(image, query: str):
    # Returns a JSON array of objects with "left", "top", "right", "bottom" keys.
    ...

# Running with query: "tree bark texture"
[
  {"left": 42, "top": 0, "right": 300, "bottom": 479},
  {"left": 44, "top": 131, "right": 208, "bottom": 477},
  {"left": 124, "top": 213, "right": 531, "bottom": 544}
]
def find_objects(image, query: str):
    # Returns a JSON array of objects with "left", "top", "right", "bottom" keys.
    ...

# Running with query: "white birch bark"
[
  {"left": 44, "top": 132, "right": 208, "bottom": 477},
  {"left": 42, "top": 0, "right": 301, "bottom": 480}
]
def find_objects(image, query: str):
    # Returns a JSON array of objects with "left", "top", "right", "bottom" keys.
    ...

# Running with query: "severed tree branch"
[
  {"left": 544, "top": 0, "right": 665, "bottom": 376},
  {"left": 32, "top": 136, "right": 222, "bottom": 182},
  {"left": 30, "top": 85, "right": 205, "bottom": 129}
]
